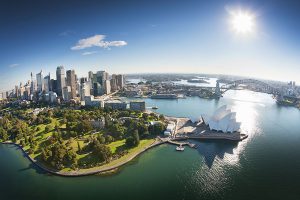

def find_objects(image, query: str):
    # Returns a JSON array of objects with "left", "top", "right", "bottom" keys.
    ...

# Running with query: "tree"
[
  {"left": 77, "top": 141, "right": 82, "bottom": 153},
  {"left": 126, "top": 136, "right": 135, "bottom": 147},
  {"left": 133, "top": 130, "right": 140, "bottom": 146},
  {"left": 93, "top": 140, "right": 112, "bottom": 163},
  {"left": 126, "top": 130, "right": 140, "bottom": 147},
  {"left": 45, "top": 124, "right": 53, "bottom": 133},
  {"left": 149, "top": 123, "right": 166, "bottom": 135}
]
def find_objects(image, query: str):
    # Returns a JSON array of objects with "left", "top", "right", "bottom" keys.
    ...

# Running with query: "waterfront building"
[
  {"left": 56, "top": 66, "right": 66, "bottom": 97},
  {"left": 84, "top": 95, "right": 104, "bottom": 107},
  {"left": 130, "top": 100, "right": 146, "bottom": 111},
  {"left": 36, "top": 70, "right": 44, "bottom": 92},
  {"left": 104, "top": 100, "right": 127, "bottom": 110},
  {"left": 164, "top": 122, "right": 175, "bottom": 136},
  {"left": 66, "top": 69, "right": 77, "bottom": 99},
  {"left": 62, "top": 86, "right": 71, "bottom": 101},
  {"left": 202, "top": 105, "right": 241, "bottom": 133}
]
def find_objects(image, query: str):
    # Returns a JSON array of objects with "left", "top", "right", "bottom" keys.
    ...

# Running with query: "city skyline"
[{"left": 1, "top": 0, "right": 300, "bottom": 91}]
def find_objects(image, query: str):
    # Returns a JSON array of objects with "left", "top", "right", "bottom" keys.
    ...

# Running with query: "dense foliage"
[{"left": 0, "top": 104, "right": 166, "bottom": 170}]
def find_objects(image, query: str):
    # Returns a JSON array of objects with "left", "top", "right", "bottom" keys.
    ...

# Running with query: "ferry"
[
  {"left": 176, "top": 144, "right": 185, "bottom": 151},
  {"left": 152, "top": 106, "right": 158, "bottom": 109}
]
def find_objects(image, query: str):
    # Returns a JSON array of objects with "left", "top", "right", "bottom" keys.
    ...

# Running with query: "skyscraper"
[
  {"left": 43, "top": 73, "right": 50, "bottom": 92},
  {"left": 56, "top": 66, "right": 66, "bottom": 97},
  {"left": 104, "top": 80, "right": 111, "bottom": 94},
  {"left": 66, "top": 69, "right": 76, "bottom": 99},
  {"left": 110, "top": 78, "right": 117, "bottom": 92},
  {"left": 116, "top": 74, "right": 124, "bottom": 89},
  {"left": 36, "top": 70, "right": 44, "bottom": 92}
]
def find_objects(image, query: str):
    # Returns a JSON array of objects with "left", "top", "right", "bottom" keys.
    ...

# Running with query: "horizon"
[{"left": 1, "top": 0, "right": 300, "bottom": 91}]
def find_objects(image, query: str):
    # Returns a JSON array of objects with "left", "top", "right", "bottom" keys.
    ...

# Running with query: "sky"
[{"left": 1, "top": 0, "right": 300, "bottom": 91}]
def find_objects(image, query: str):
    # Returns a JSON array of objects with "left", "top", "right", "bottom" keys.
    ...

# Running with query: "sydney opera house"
[{"left": 202, "top": 105, "right": 241, "bottom": 133}]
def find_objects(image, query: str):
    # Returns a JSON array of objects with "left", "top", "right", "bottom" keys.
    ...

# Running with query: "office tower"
[
  {"left": 15, "top": 85, "right": 19, "bottom": 97},
  {"left": 36, "top": 70, "right": 44, "bottom": 92},
  {"left": 80, "top": 82, "right": 91, "bottom": 100},
  {"left": 116, "top": 74, "right": 124, "bottom": 89},
  {"left": 66, "top": 69, "right": 76, "bottom": 99},
  {"left": 43, "top": 73, "right": 50, "bottom": 92},
  {"left": 110, "top": 78, "right": 117, "bottom": 92},
  {"left": 93, "top": 82, "right": 103, "bottom": 96},
  {"left": 88, "top": 71, "right": 94, "bottom": 82},
  {"left": 19, "top": 82, "right": 25, "bottom": 98},
  {"left": 63, "top": 86, "right": 71, "bottom": 101},
  {"left": 80, "top": 77, "right": 88, "bottom": 84},
  {"left": 96, "top": 71, "right": 109, "bottom": 84},
  {"left": 50, "top": 79, "right": 57, "bottom": 92},
  {"left": 56, "top": 66, "right": 66, "bottom": 97},
  {"left": 104, "top": 80, "right": 111, "bottom": 94}
]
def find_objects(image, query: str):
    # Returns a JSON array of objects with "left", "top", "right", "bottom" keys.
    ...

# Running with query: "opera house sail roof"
[{"left": 202, "top": 105, "right": 241, "bottom": 133}]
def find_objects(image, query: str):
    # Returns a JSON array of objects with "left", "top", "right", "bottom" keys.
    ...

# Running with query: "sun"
[{"left": 230, "top": 10, "right": 255, "bottom": 34}]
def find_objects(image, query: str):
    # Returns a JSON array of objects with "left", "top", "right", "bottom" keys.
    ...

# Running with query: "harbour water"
[{"left": 1, "top": 90, "right": 300, "bottom": 200}]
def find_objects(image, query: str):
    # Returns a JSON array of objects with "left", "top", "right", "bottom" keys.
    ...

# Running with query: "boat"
[
  {"left": 176, "top": 144, "right": 185, "bottom": 151},
  {"left": 152, "top": 106, "right": 158, "bottom": 109}
]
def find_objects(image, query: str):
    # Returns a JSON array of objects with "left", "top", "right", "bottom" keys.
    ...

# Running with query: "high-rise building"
[
  {"left": 19, "top": 82, "right": 25, "bottom": 98},
  {"left": 63, "top": 86, "right": 71, "bottom": 101},
  {"left": 80, "top": 82, "right": 91, "bottom": 100},
  {"left": 104, "top": 80, "right": 111, "bottom": 94},
  {"left": 88, "top": 71, "right": 94, "bottom": 82},
  {"left": 66, "top": 69, "right": 76, "bottom": 99},
  {"left": 36, "top": 70, "right": 44, "bottom": 92},
  {"left": 43, "top": 73, "right": 50, "bottom": 92},
  {"left": 50, "top": 79, "right": 57, "bottom": 92},
  {"left": 96, "top": 71, "right": 109, "bottom": 85},
  {"left": 56, "top": 66, "right": 66, "bottom": 97},
  {"left": 15, "top": 85, "right": 19, "bottom": 97},
  {"left": 116, "top": 74, "right": 124, "bottom": 89},
  {"left": 93, "top": 82, "right": 103, "bottom": 96},
  {"left": 110, "top": 78, "right": 117, "bottom": 92}
]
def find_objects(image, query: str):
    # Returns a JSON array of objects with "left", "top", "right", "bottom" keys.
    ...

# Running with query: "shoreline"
[
  {"left": 0, "top": 139, "right": 165, "bottom": 177},
  {"left": 0, "top": 117, "right": 248, "bottom": 177}
]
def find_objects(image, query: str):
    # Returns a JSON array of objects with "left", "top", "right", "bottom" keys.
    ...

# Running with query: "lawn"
[{"left": 107, "top": 139, "right": 126, "bottom": 154}]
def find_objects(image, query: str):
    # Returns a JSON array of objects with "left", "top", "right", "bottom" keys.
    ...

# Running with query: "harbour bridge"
[{"left": 219, "top": 79, "right": 281, "bottom": 95}]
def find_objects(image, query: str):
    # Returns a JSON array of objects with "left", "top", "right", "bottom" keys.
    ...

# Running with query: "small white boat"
[{"left": 176, "top": 144, "right": 185, "bottom": 151}]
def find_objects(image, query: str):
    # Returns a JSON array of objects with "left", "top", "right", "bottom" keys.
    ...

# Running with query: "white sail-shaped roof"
[{"left": 201, "top": 105, "right": 240, "bottom": 133}]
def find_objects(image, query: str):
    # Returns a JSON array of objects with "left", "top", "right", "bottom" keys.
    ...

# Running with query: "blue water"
[{"left": 1, "top": 90, "right": 300, "bottom": 200}]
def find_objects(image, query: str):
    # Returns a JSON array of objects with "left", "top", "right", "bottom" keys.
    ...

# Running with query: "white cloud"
[
  {"left": 71, "top": 34, "right": 127, "bottom": 50},
  {"left": 82, "top": 51, "right": 98, "bottom": 56},
  {"left": 9, "top": 63, "right": 19, "bottom": 68}
]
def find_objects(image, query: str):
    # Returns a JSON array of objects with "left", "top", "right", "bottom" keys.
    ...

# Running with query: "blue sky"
[{"left": 1, "top": 0, "right": 300, "bottom": 91}]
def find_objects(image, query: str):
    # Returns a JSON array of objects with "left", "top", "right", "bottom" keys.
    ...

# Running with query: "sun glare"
[{"left": 230, "top": 10, "right": 255, "bottom": 34}]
